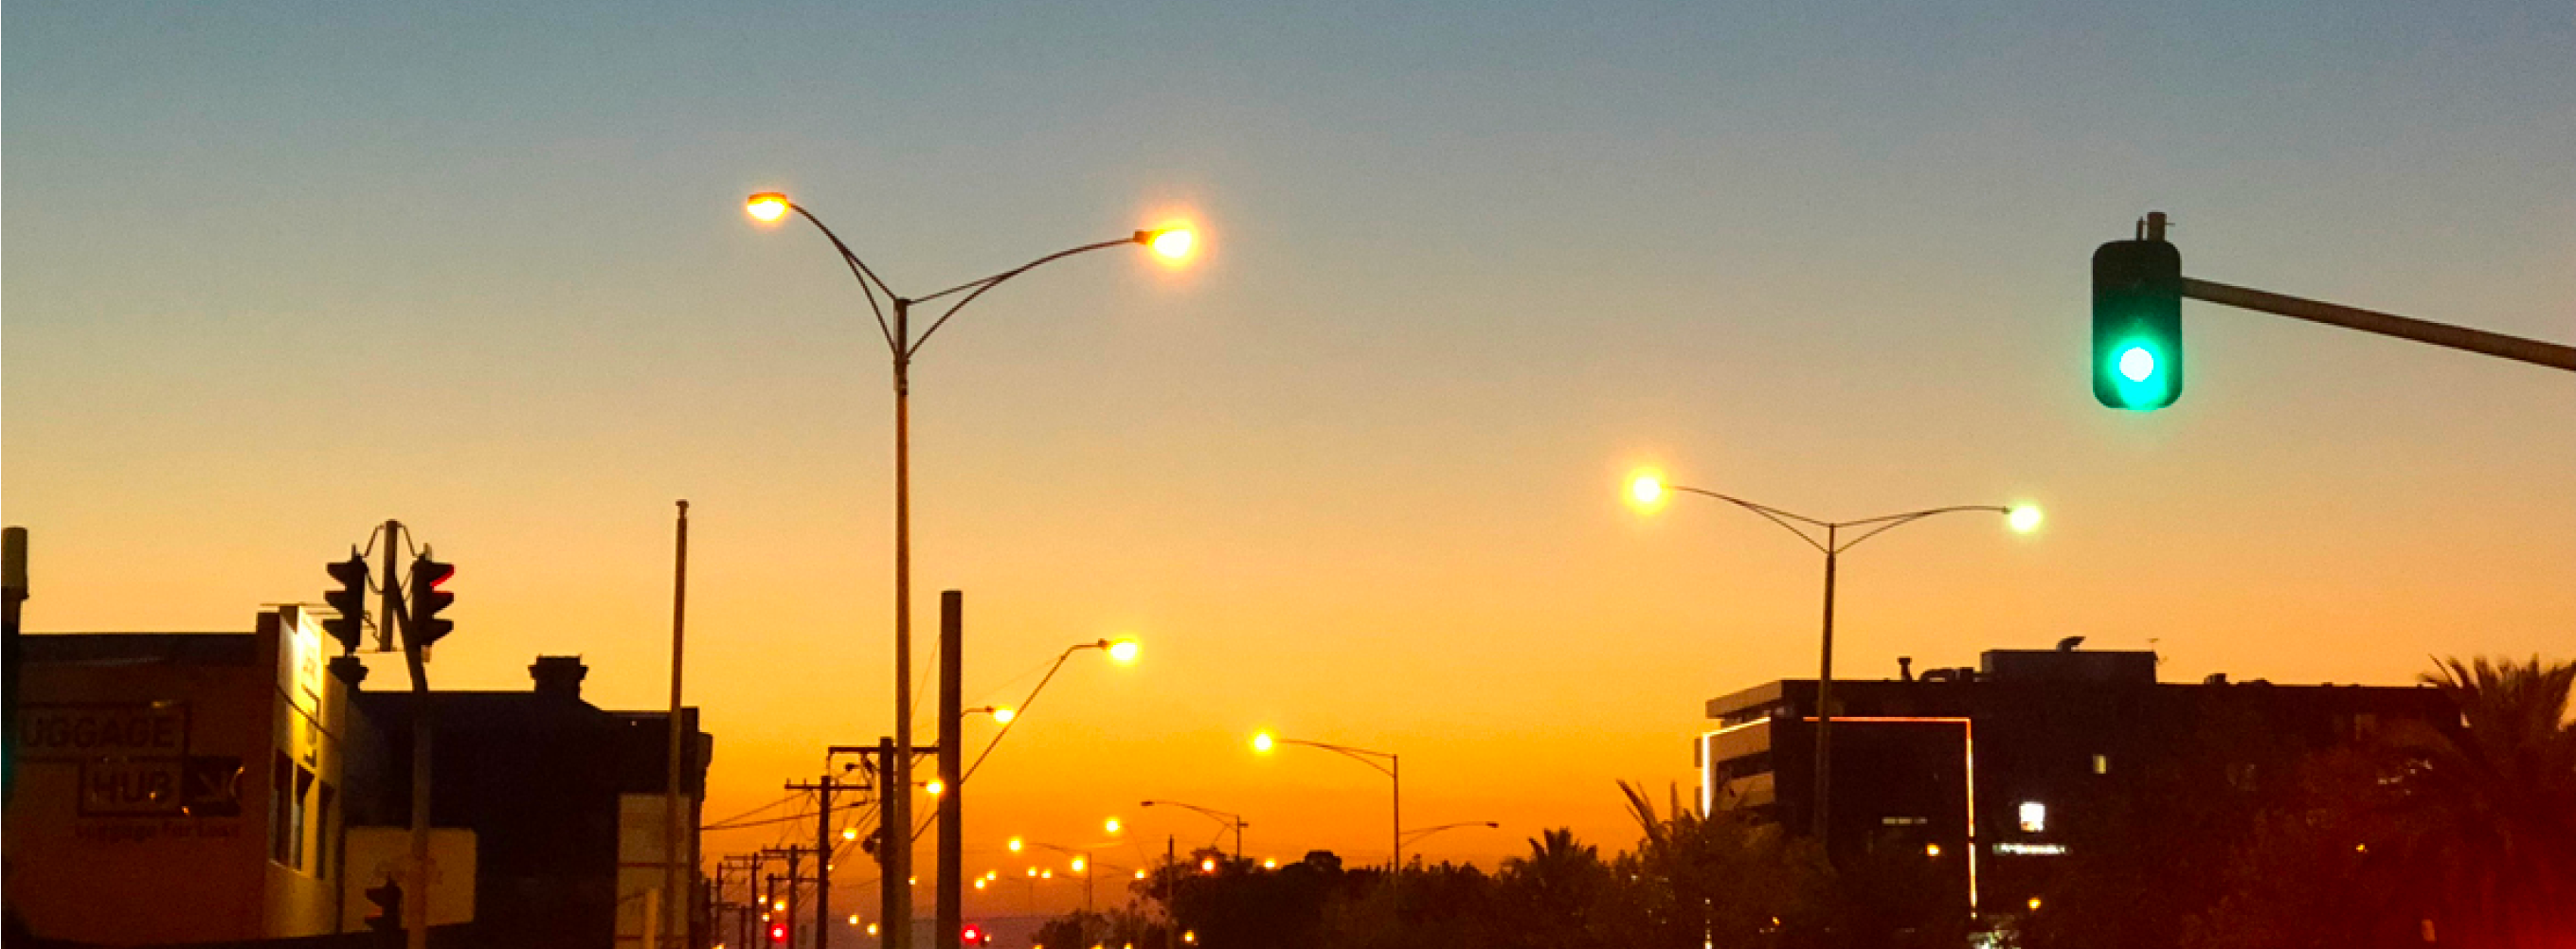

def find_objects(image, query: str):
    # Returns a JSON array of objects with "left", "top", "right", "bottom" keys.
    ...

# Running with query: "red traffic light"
[
  {"left": 768, "top": 923, "right": 789, "bottom": 943},
  {"left": 961, "top": 923, "right": 983, "bottom": 944}
]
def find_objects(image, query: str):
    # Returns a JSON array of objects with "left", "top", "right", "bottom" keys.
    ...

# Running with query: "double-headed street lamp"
[
  {"left": 1140, "top": 799, "right": 1249, "bottom": 862},
  {"left": 1252, "top": 733, "right": 1401, "bottom": 870},
  {"left": 1628, "top": 472, "right": 2039, "bottom": 854},
  {"left": 748, "top": 191, "right": 1190, "bottom": 949}
]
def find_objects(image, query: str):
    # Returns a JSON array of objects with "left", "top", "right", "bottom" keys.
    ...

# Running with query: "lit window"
[
  {"left": 2018, "top": 800, "right": 2046, "bottom": 833},
  {"left": 2092, "top": 753, "right": 2108, "bottom": 775}
]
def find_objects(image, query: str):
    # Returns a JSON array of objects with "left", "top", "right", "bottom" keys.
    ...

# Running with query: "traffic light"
[
  {"left": 2093, "top": 236, "right": 2185, "bottom": 410},
  {"left": 767, "top": 922, "right": 789, "bottom": 944},
  {"left": 407, "top": 554, "right": 455, "bottom": 649},
  {"left": 323, "top": 551, "right": 369, "bottom": 654},
  {"left": 961, "top": 923, "right": 989, "bottom": 946},
  {"left": 363, "top": 875, "right": 404, "bottom": 932}
]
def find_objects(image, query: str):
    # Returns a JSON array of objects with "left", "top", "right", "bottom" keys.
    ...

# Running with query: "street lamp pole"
[
  {"left": 1632, "top": 476, "right": 2038, "bottom": 856},
  {"left": 1253, "top": 736, "right": 1400, "bottom": 869},
  {"left": 1138, "top": 800, "right": 1248, "bottom": 863},
  {"left": 748, "top": 194, "right": 1190, "bottom": 949}
]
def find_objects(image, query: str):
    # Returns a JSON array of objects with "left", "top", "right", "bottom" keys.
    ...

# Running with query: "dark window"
[
  {"left": 270, "top": 753, "right": 295, "bottom": 865},
  {"left": 315, "top": 781, "right": 337, "bottom": 879},
  {"left": 289, "top": 765, "right": 314, "bottom": 870}
]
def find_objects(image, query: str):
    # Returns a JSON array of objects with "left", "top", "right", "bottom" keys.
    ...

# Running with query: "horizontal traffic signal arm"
[{"left": 2179, "top": 278, "right": 2576, "bottom": 372}]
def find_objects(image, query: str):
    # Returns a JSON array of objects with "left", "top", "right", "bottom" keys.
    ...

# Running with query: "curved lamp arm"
[
  {"left": 1400, "top": 821, "right": 1500, "bottom": 847},
  {"left": 907, "top": 234, "right": 1153, "bottom": 358},
  {"left": 1666, "top": 485, "right": 1833, "bottom": 554},
  {"left": 1271, "top": 738, "right": 1396, "bottom": 778},
  {"left": 1666, "top": 486, "right": 2014, "bottom": 555},
  {"left": 1833, "top": 505, "right": 2011, "bottom": 552},
  {"left": 771, "top": 200, "right": 901, "bottom": 356},
  {"left": 961, "top": 639, "right": 1120, "bottom": 783}
]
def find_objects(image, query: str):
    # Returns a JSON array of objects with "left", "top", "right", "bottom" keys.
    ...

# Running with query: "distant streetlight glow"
[
  {"left": 1104, "top": 816, "right": 1123, "bottom": 834},
  {"left": 1251, "top": 732, "right": 1275, "bottom": 753},
  {"left": 926, "top": 779, "right": 945, "bottom": 796},
  {"left": 1629, "top": 473, "right": 1666, "bottom": 509},
  {"left": 745, "top": 192, "right": 789, "bottom": 223},
  {"left": 1007, "top": 836, "right": 1024, "bottom": 853},
  {"left": 1071, "top": 856, "right": 1088, "bottom": 873},
  {"left": 842, "top": 826, "right": 859, "bottom": 841},
  {"left": 1199, "top": 857, "right": 1217, "bottom": 872},
  {"left": 992, "top": 707, "right": 1017, "bottom": 724},
  {"left": 1146, "top": 227, "right": 1196, "bottom": 260},
  {"left": 1262, "top": 857, "right": 1278, "bottom": 869},
  {"left": 2009, "top": 505, "right": 2044, "bottom": 534}
]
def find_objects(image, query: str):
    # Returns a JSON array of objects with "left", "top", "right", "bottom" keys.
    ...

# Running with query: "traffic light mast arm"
[{"left": 2181, "top": 278, "right": 2576, "bottom": 373}]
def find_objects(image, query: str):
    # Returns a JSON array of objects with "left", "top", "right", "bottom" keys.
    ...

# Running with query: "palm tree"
[
  {"left": 1494, "top": 829, "right": 1612, "bottom": 949},
  {"left": 2378, "top": 655, "right": 2576, "bottom": 946}
]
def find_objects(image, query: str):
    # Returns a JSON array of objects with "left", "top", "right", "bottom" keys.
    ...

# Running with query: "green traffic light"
[
  {"left": 2104, "top": 340, "right": 2172, "bottom": 409},
  {"left": 2092, "top": 238, "right": 2184, "bottom": 410}
]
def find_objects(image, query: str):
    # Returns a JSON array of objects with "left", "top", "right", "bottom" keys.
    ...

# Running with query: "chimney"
[
  {"left": 531, "top": 655, "right": 588, "bottom": 700},
  {"left": 1898, "top": 656, "right": 1915, "bottom": 682}
]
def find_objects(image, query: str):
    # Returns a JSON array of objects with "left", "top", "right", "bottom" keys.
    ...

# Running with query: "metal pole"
[
  {"left": 668, "top": 500, "right": 692, "bottom": 949},
  {"left": 2181, "top": 278, "right": 2576, "bottom": 372},
  {"left": 785, "top": 849, "right": 802, "bottom": 949},
  {"left": 937, "top": 591, "right": 964, "bottom": 949},
  {"left": 877, "top": 737, "right": 901, "bottom": 949},
  {"left": 1390, "top": 756, "right": 1402, "bottom": 871},
  {"left": 1814, "top": 542, "right": 1838, "bottom": 856},
  {"left": 1234, "top": 821, "right": 1243, "bottom": 864},
  {"left": 817, "top": 778, "right": 833, "bottom": 949},
  {"left": 890, "top": 297, "right": 914, "bottom": 949},
  {"left": 389, "top": 521, "right": 433, "bottom": 949}
]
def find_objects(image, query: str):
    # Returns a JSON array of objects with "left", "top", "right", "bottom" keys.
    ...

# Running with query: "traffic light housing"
[
  {"left": 323, "top": 552, "right": 369, "bottom": 654},
  {"left": 768, "top": 922, "right": 790, "bottom": 944},
  {"left": 2093, "top": 237, "right": 2184, "bottom": 410},
  {"left": 407, "top": 554, "right": 455, "bottom": 649},
  {"left": 962, "top": 923, "right": 989, "bottom": 946}
]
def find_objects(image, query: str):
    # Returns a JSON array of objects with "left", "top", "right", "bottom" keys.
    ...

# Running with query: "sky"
[{"left": 7, "top": 0, "right": 2573, "bottom": 914}]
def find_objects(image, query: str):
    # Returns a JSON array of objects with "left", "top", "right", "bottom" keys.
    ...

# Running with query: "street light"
[
  {"left": 1139, "top": 799, "right": 1249, "bottom": 862},
  {"left": 1251, "top": 733, "right": 1401, "bottom": 869},
  {"left": 962, "top": 637, "right": 1141, "bottom": 784},
  {"left": 1627, "top": 471, "right": 2039, "bottom": 854},
  {"left": 746, "top": 191, "right": 1195, "bottom": 949}
]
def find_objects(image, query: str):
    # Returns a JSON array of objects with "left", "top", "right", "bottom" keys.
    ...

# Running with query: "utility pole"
[
  {"left": 760, "top": 847, "right": 820, "bottom": 949},
  {"left": 667, "top": 501, "right": 693, "bottom": 949},
  {"left": 878, "top": 739, "right": 902, "bottom": 946},
  {"left": 936, "top": 591, "right": 964, "bottom": 949},
  {"left": 784, "top": 777, "right": 838, "bottom": 949}
]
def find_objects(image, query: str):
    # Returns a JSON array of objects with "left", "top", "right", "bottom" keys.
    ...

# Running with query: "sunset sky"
[{"left": 7, "top": 0, "right": 2571, "bottom": 908}]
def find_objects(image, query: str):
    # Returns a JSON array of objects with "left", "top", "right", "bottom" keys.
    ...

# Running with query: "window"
[
  {"left": 315, "top": 782, "right": 337, "bottom": 879},
  {"left": 2092, "top": 753, "right": 2109, "bottom": 775},
  {"left": 288, "top": 766, "right": 314, "bottom": 870},
  {"left": 2018, "top": 800, "right": 2046, "bottom": 833},
  {"left": 271, "top": 753, "right": 295, "bottom": 865}
]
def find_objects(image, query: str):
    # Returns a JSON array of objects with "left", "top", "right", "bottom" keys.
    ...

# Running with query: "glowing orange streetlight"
[
  {"left": 1146, "top": 227, "right": 1195, "bottom": 260},
  {"left": 743, "top": 188, "right": 1200, "bottom": 949}
]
